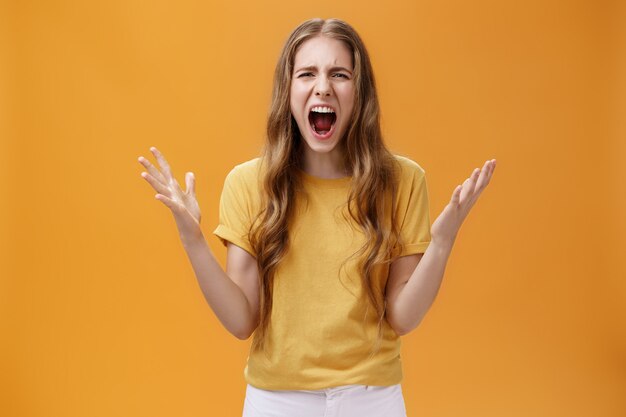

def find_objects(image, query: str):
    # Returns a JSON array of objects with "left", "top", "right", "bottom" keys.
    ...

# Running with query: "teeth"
[{"left": 311, "top": 106, "right": 335, "bottom": 113}]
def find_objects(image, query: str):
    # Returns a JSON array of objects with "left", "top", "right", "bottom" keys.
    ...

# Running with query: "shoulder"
[
  {"left": 228, "top": 156, "right": 262, "bottom": 176},
  {"left": 391, "top": 154, "right": 426, "bottom": 181},
  {"left": 224, "top": 157, "right": 262, "bottom": 185},
  {"left": 221, "top": 158, "right": 264, "bottom": 213}
]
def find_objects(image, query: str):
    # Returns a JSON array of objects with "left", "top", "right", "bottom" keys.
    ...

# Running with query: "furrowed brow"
[
  {"left": 329, "top": 66, "right": 353, "bottom": 74},
  {"left": 294, "top": 65, "right": 353, "bottom": 74}
]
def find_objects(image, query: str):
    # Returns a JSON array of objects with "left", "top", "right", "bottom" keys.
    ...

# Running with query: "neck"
[{"left": 301, "top": 144, "right": 350, "bottom": 179}]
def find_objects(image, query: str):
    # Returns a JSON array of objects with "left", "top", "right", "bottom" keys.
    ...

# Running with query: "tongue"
[{"left": 311, "top": 113, "right": 334, "bottom": 132}]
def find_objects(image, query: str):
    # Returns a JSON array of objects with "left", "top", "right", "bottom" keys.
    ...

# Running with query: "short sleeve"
[
  {"left": 395, "top": 165, "right": 431, "bottom": 257},
  {"left": 212, "top": 167, "right": 256, "bottom": 257}
]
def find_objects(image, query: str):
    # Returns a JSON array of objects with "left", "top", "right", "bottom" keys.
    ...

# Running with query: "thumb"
[{"left": 185, "top": 172, "right": 196, "bottom": 196}]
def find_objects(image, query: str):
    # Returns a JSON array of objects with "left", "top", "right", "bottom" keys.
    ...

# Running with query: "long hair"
[{"left": 248, "top": 18, "right": 407, "bottom": 356}]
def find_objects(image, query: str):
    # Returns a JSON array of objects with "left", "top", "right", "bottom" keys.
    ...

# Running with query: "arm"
[
  {"left": 138, "top": 146, "right": 259, "bottom": 340},
  {"left": 386, "top": 158, "right": 496, "bottom": 336},
  {"left": 182, "top": 236, "right": 259, "bottom": 340},
  {"left": 385, "top": 241, "right": 452, "bottom": 336}
]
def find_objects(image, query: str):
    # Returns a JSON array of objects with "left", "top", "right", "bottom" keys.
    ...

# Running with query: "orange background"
[{"left": 1, "top": 0, "right": 625, "bottom": 416}]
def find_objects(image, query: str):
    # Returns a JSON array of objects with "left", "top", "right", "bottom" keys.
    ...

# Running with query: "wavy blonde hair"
[{"left": 248, "top": 18, "right": 407, "bottom": 356}]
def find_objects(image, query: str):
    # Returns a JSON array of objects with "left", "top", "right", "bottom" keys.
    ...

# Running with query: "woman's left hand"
[{"left": 430, "top": 159, "right": 497, "bottom": 248}]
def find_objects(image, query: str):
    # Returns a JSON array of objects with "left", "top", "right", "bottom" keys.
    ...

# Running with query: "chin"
[{"left": 302, "top": 134, "right": 341, "bottom": 153}]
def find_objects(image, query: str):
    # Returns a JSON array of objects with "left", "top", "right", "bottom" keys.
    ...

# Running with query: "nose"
[{"left": 314, "top": 75, "right": 331, "bottom": 97}]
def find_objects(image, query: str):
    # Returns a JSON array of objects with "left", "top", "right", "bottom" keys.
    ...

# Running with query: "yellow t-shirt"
[{"left": 212, "top": 154, "right": 431, "bottom": 390}]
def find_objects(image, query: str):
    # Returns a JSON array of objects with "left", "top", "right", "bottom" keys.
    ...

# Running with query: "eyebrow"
[{"left": 294, "top": 65, "right": 353, "bottom": 75}]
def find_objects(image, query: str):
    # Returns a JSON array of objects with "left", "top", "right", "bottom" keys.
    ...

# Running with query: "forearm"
[
  {"left": 180, "top": 234, "right": 253, "bottom": 340},
  {"left": 389, "top": 239, "right": 454, "bottom": 335}
]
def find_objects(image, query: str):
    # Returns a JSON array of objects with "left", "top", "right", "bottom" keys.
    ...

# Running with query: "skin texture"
[{"left": 290, "top": 35, "right": 355, "bottom": 179}]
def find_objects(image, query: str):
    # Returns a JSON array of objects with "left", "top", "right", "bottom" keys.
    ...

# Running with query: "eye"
[
  {"left": 298, "top": 72, "right": 314, "bottom": 78},
  {"left": 333, "top": 73, "right": 349, "bottom": 79}
]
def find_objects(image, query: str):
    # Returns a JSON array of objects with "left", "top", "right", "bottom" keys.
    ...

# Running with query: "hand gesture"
[
  {"left": 138, "top": 147, "right": 203, "bottom": 243},
  {"left": 430, "top": 159, "right": 497, "bottom": 248}
]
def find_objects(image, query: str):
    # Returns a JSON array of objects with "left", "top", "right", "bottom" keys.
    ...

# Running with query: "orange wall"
[{"left": 1, "top": 0, "right": 624, "bottom": 416}]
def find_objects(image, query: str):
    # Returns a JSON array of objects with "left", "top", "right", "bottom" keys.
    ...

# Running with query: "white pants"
[{"left": 241, "top": 383, "right": 408, "bottom": 417}]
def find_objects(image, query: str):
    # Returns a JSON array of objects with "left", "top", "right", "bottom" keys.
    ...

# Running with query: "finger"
[
  {"left": 141, "top": 171, "right": 170, "bottom": 196},
  {"left": 150, "top": 146, "right": 174, "bottom": 182},
  {"left": 460, "top": 168, "right": 480, "bottom": 203},
  {"left": 172, "top": 177, "right": 184, "bottom": 194},
  {"left": 483, "top": 159, "right": 496, "bottom": 177},
  {"left": 472, "top": 166, "right": 481, "bottom": 185},
  {"left": 138, "top": 156, "right": 167, "bottom": 184},
  {"left": 451, "top": 184, "right": 462, "bottom": 206},
  {"left": 155, "top": 193, "right": 181, "bottom": 212},
  {"left": 477, "top": 159, "right": 496, "bottom": 190},
  {"left": 185, "top": 172, "right": 196, "bottom": 197},
  {"left": 473, "top": 160, "right": 492, "bottom": 193},
  {"left": 468, "top": 160, "right": 495, "bottom": 206}
]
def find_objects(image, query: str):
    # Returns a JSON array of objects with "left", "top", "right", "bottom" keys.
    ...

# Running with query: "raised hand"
[
  {"left": 430, "top": 159, "right": 497, "bottom": 248},
  {"left": 138, "top": 146, "right": 203, "bottom": 244}
]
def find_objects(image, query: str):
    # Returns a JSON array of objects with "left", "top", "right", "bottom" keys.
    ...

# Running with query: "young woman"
[{"left": 138, "top": 17, "right": 496, "bottom": 417}]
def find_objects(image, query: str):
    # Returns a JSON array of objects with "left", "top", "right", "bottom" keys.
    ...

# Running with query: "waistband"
[{"left": 250, "top": 383, "right": 400, "bottom": 397}]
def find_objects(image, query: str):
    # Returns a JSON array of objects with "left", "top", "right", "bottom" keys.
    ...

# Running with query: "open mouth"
[{"left": 308, "top": 106, "right": 337, "bottom": 136}]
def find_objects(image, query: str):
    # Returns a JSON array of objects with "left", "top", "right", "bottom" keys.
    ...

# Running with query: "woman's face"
[{"left": 290, "top": 35, "right": 355, "bottom": 160}]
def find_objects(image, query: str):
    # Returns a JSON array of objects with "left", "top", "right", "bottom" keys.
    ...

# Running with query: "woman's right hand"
[{"left": 138, "top": 146, "right": 203, "bottom": 244}]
